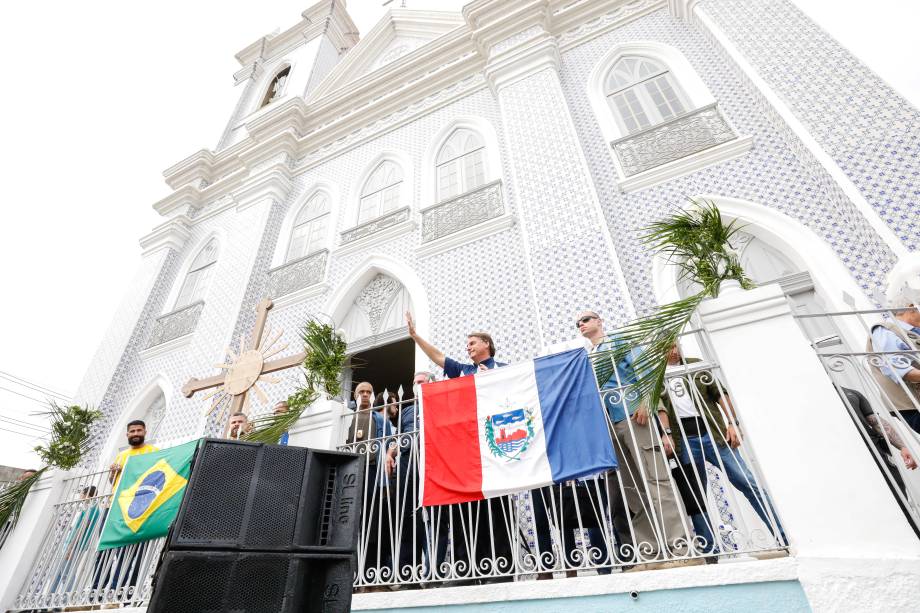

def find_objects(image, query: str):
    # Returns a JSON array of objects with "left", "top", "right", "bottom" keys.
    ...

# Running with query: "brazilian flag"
[{"left": 97, "top": 439, "right": 198, "bottom": 550}]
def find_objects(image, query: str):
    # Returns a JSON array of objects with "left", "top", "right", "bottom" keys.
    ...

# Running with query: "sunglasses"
[{"left": 575, "top": 315, "right": 598, "bottom": 328}]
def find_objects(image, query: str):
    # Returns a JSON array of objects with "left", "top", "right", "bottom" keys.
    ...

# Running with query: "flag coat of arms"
[
  {"left": 419, "top": 348, "right": 617, "bottom": 506},
  {"left": 98, "top": 439, "right": 198, "bottom": 550}
]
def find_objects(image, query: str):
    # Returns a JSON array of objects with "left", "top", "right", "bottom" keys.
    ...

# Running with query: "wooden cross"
[{"left": 181, "top": 298, "right": 306, "bottom": 421}]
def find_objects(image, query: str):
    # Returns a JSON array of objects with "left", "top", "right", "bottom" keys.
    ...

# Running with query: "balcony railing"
[
  {"left": 266, "top": 249, "right": 327, "bottom": 299},
  {"left": 611, "top": 103, "right": 737, "bottom": 177},
  {"left": 340, "top": 207, "right": 411, "bottom": 245},
  {"left": 796, "top": 306, "right": 920, "bottom": 531},
  {"left": 420, "top": 180, "right": 504, "bottom": 243},
  {"left": 338, "top": 329, "right": 786, "bottom": 590},
  {"left": 146, "top": 301, "right": 204, "bottom": 348},
  {"left": 12, "top": 469, "right": 165, "bottom": 611},
  {"left": 13, "top": 331, "right": 789, "bottom": 608}
]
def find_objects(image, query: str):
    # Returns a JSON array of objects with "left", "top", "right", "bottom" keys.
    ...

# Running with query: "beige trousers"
[{"left": 609, "top": 418, "right": 689, "bottom": 558}]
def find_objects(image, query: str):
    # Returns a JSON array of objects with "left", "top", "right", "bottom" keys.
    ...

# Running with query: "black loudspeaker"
[
  {"left": 147, "top": 551, "right": 353, "bottom": 613},
  {"left": 168, "top": 439, "right": 364, "bottom": 553}
]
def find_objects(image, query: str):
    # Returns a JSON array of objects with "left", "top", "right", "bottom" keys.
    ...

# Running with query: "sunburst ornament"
[{"left": 182, "top": 298, "right": 307, "bottom": 425}]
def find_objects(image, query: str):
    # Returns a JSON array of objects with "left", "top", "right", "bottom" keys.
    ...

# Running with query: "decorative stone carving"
[
  {"left": 146, "top": 301, "right": 205, "bottom": 348},
  {"left": 728, "top": 229, "right": 755, "bottom": 251},
  {"left": 354, "top": 274, "right": 401, "bottom": 336},
  {"left": 421, "top": 180, "right": 504, "bottom": 243},
  {"left": 145, "top": 396, "right": 167, "bottom": 441},
  {"left": 611, "top": 104, "right": 737, "bottom": 177},
  {"left": 340, "top": 206, "right": 411, "bottom": 245},
  {"left": 266, "top": 249, "right": 327, "bottom": 299}
]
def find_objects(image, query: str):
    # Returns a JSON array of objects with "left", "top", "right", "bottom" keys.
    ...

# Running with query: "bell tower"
[{"left": 217, "top": 0, "right": 359, "bottom": 149}]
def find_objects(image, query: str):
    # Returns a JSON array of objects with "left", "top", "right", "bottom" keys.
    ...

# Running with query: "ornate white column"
[
  {"left": 697, "top": 283, "right": 920, "bottom": 557},
  {"left": 698, "top": 283, "right": 920, "bottom": 608},
  {"left": 465, "top": 1, "right": 636, "bottom": 341}
]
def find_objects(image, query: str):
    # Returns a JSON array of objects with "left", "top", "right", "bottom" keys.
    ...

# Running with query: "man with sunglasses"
[{"left": 577, "top": 310, "right": 693, "bottom": 568}]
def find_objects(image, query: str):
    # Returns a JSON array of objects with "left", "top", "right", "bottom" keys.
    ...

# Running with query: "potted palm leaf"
[{"left": 598, "top": 198, "right": 752, "bottom": 410}]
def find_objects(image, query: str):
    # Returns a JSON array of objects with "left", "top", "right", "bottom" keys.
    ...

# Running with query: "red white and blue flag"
[{"left": 419, "top": 348, "right": 617, "bottom": 506}]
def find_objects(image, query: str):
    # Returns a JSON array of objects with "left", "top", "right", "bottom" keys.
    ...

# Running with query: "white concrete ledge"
[{"left": 352, "top": 557, "right": 797, "bottom": 610}]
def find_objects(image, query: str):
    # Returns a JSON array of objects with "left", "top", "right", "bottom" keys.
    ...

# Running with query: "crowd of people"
[{"left": 17, "top": 295, "right": 920, "bottom": 598}]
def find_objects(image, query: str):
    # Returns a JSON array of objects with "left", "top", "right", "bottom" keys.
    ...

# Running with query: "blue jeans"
[{"left": 679, "top": 433, "right": 784, "bottom": 552}]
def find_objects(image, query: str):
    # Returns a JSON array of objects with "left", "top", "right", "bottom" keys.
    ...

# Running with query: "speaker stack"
[{"left": 147, "top": 439, "right": 365, "bottom": 613}]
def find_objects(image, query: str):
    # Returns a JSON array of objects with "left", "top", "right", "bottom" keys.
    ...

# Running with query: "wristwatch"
[{"left": 663, "top": 428, "right": 672, "bottom": 435}]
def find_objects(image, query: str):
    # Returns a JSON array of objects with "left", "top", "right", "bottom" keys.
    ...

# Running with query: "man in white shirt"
[{"left": 658, "top": 343, "right": 784, "bottom": 551}]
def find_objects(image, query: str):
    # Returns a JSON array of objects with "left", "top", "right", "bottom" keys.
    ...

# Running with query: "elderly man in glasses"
[{"left": 576, "top": 310, "right": 695, "bottom": 569}]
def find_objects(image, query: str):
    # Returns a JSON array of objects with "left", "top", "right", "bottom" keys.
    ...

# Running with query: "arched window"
[
  {"left": 436, "top": 129, "right": 486, "bottom": 201},
  {"left": 358, "top": 161, "right": 403, "bottom": 224},
  {"left": 261, "top": 66, "right": 291, "bottom": 108},
  {"left": 287, "top": 193, "right": 330, "bottom": 261},
  {"left": 174, "top": 239, "right": 218, "bottom": 308},
  {"left": 604, "top": 56, "right": 687, "bottom": 134}
]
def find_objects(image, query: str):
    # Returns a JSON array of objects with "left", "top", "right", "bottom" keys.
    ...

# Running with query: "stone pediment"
[{"left": 310, "top": 8, "right": 463, "bottom": 97}]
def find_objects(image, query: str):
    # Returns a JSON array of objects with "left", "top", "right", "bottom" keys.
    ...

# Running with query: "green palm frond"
[
  {"left": 301, "top": 319, "right": 348, "bottom": 398},
  {"left": 612, "top": 293, "right": 705, "bottom": 406},
  {"left": 33, "top": 402, "right": 101, "bottom": 470},
  {"left": 246, "top": 318, "right": 347, "bottom": 444},
  {"left": 1, "top": 402, "right": 99, "bottom": 530},
  {"left": 642, "top": 198, "right": 752, "bottom": 296},
  {"left": 0, "top": 468, "right": 47, "bottom": 527},
  {"left": 612, "top": 198, "right": 751, "bottom": 412},
  {"left": 243, "top": 388, "right": 317, "bottom": 445}
]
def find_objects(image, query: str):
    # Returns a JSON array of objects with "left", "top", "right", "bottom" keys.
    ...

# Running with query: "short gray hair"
[{"left": 414, "top": 371, "right": 435, "bottom": 382}]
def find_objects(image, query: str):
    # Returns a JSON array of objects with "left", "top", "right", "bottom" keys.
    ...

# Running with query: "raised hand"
[{"left": 405, "top": 311, "right": 417, "bottom": 338}]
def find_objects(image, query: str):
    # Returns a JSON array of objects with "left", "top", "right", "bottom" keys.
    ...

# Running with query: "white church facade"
[{"left": 3, "top": 0, "right": 920, "bottom": 611}]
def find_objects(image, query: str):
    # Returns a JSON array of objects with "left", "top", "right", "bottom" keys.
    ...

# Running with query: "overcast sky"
[{"left": 0, "top": 0, "right": 917, "bottom": 471}]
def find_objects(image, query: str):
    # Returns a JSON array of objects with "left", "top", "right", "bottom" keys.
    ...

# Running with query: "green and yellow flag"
[{"left": 98, "top": 439, "right": 198, "bottom": 550}]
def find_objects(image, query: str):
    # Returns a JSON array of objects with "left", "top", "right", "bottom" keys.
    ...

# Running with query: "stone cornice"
[
  {"left": 233, "top": 163, "right": 294, "bottom": 211},
  {"left": 152, "top": 184, "right": 201, "bottom": 217},
  {"left": 162, "top": 150, "right": 216, "bottom": 190},
  {"left": 234, "top": 0, "right": 358, "bottom": 68},
  {"left": 464, "top": 0, "right": 550, "bottom": 57},
  {"left": 139, "top": 215, "right": 192, "bottom": 255},
  {"left": 243, "top": 96, "right": 310, "bottom": 141},
  {"left": 163, "top": 139, "right": 248, "bottom": 191},
  {"left": 484, "top": 31, "right": 560, "bottom": 92}
]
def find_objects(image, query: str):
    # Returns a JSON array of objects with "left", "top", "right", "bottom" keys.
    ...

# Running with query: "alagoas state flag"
[
  {"left": 97, "top": 439, "right": 198, "bottom": 550},
  {"left": 419, "top": 348, "right": 617, "bottom": 506}
]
